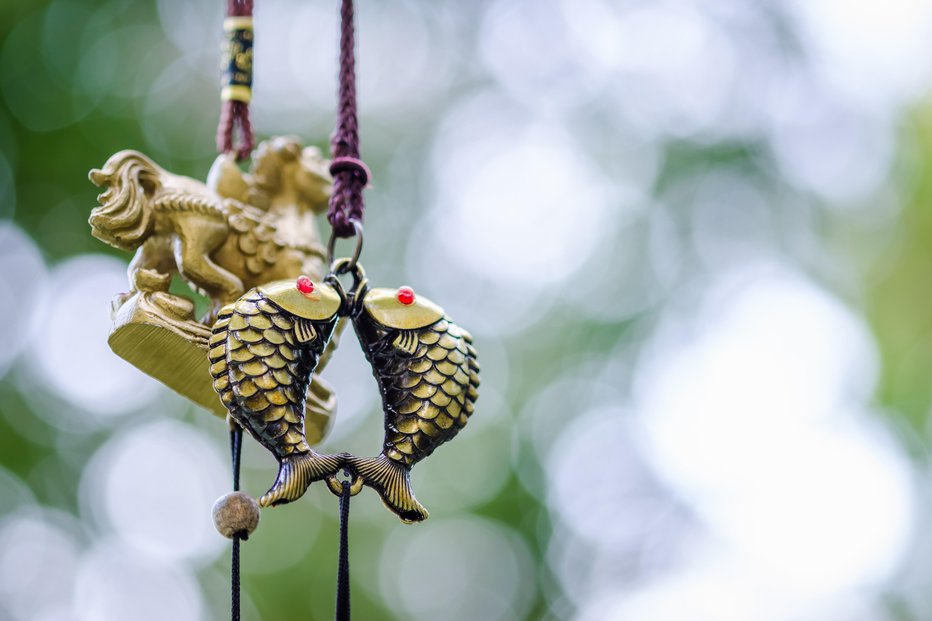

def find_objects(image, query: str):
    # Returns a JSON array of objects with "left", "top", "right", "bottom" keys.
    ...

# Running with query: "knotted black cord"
[
  {"left": 336, "top": 479, "right": 352, "bottom": 621},
  {"left": 230, "top": 426, "right": 244, "bottom": 621}
]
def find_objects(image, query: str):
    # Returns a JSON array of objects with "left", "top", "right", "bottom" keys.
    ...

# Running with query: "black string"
[
  {"left": 230, "top": 426, "right": 243, "bottom": 492},
  {"left": 232, "top": 536, "right": 241, "bottom": 621},
  {"left": 230, "top": 426, "right": 244, "bottom": 621},
  {"left": 336, "top": 480, "right": 351, "bottom": 621}
]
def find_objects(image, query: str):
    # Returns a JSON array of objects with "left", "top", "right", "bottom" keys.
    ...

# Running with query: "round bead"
[
  {"left": 212, "top": 491, "right": 260, "bottom": 539},
  {"left": 296, "top": 275, "right": 315, "bottom": 294},
  {"left": 396, "top": 286, "right": 415, "bottom": 305}
]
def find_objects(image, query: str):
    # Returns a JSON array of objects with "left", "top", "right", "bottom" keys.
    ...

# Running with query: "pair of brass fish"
[{"left": 208, "top": 269, "right": 480, "bottom": 522}]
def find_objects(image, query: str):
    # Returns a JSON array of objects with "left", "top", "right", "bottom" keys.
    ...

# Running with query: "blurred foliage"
[
  {"left": 3, "top": 0, "right": 932, "bottom": 620},
  {"left": 869, "top": 110, "right": 932, "bottom": 437}
]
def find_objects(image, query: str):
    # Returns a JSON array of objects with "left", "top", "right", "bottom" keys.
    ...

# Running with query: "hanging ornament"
[
  {"left": 88, "top": 0, "right": 480, "bottom": 618},
  {"left": 209, "top": 277, "right": 346, "bottom": 507},
  {"left": 326, "top": 266, "right": 480, "bottom": 522},
  {"left": 87, "top": 11, "right": 340, "bottom": 445}
]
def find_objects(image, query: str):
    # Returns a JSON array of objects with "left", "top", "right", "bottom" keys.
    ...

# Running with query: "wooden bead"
[{"left": 212, "top": 491, "right": 260, "bottom": 538}]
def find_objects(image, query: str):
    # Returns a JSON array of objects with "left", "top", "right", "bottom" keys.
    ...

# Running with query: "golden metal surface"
[
  {"left": 258, "top": 280, "right": 342, "bottom": 320},
  {"left": 223, "top": 16, "right": 254, "bottom": 30},
  {"left": 361, "top": 287, "right": 444, "bottom": 330},
  {"left": 89, "top": 137, "right": 341, "bottom": 444}
]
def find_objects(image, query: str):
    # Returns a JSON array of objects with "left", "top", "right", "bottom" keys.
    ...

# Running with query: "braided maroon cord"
[
  {"left": 328, "top": 0, "right": 368, "bottom": 238},
  {"left": 217, "top": 0, "right": 255, "bottom": 161}
]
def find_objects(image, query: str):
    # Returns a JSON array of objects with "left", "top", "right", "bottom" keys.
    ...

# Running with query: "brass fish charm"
[
  {"left": 210, "top": 277, "right": 345, "bottom": 507},
  {"left": 347, "top": 286, "right": 479, "bottom": 522}
]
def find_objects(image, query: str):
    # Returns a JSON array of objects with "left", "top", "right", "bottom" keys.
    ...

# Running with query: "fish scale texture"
[
  {"left": 365, "top": 317, "right": 480, "bottom": 467},
  {"left": 209, "top": 290, "right": 331, "bottom": 455}
]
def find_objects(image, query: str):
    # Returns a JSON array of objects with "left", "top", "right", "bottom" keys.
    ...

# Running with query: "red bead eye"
[
  {"left": 396, "top": 286, "right": 415, "bottom": 305},
  {"left": 296, "top": 276, "right": 315, "bottom": 294}
]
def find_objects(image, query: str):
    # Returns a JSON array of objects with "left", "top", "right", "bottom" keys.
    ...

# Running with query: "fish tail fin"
[
  {"left": 349, "top": 454, "right": 428, "bottom": 523},
  {"left": 259, "top": 451, "right": 344, "bottom": 507}
]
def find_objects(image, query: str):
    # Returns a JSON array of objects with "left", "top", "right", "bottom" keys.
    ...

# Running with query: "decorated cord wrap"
[
  {"left": 217, "top": 0, "right": 255, "bottom": 161},
  {"left": 327, "top": 0, "right": 370, "bottom": 238}
]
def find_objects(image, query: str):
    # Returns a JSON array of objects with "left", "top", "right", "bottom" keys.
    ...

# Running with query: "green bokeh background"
[{"left": 3, "top": 1, "right": 932, "bottom": 620}]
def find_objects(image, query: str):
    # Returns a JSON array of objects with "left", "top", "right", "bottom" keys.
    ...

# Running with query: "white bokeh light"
[
  {"left": 74, "top": 537, "right": 204, "bottom": 621},
  {"left": 26, "top": 255, "right": 161, "bottom": 416},
  {"left": 0, "top": 508, "right": 81, "bottom": 621},
  {"left": 378, "top": 516, "right": 536, "bottom": 621},
  {"left": 765, "top": 79, "right": 895, "bottom": 204},
  {"left": 81, "top": 420, "right": 228, "bottom": 566},
  {"left": 429, "top": 94, "right": 613, "bottom": 289},
  {"left": 634, "top": 262, "right": 914, "bottom": 596},
  {"left": 0, "top": 222, "right": 47, "bottom": 378},
  {"left": 479, "top": 0, "right": 597, "bottom": 109},
  {"left": 573, "top": 546, "right": 883, "bottom": 621},
  {"left": 563, "top": 2, "right": 737, "bottom": 138},
  {"left": 789, "top": 0, "right": 932, "bottom": 107},
  {"left": 547, "top": 407, "right": 673, "bottom": 554}
]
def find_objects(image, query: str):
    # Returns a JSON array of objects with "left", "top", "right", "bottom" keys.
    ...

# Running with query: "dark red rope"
[
  {"left": 328, "top": 0, "right": 368, "bottom": 238},
  {"left": 217, "top": 0, "right": 255, "bottom": 161}
]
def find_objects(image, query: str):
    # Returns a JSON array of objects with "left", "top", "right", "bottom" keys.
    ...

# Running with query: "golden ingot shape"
[{"left": 89, "top": 137, "right": 343, "bottom": 445}]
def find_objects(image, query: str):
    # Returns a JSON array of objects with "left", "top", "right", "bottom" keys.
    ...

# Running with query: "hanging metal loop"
[
  {"left": 326, "top": 220, "right": 364, "bottom": 270},
  {"left": 325, "top": 255, "right": 367, "bottom": 317}
]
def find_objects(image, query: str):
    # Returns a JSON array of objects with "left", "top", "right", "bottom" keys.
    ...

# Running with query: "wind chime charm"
[
  {"left": 88, "top": 0, "right": 482, "bottom": 617},
  {"left": 209, "top": 277, "right": 346, "bottom": 507},
  {"left": 345, "top": 284, "right": 480, "bottom": 522},
  {"left": 87, "top": 138, "right": 341, "bottom": 444}
]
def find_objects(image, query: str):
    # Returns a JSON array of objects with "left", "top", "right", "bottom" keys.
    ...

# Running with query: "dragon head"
[{"left": 88, "top": 150, "right": 162, "bottom": 251}]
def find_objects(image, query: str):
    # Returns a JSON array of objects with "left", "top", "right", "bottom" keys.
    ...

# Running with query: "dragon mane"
[{"left": 88, "top": 150, "right": 161, "bottom": 251}]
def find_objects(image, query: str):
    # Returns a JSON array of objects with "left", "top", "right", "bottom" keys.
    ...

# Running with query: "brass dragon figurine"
[{"left": 89, "top": 137, "right": 342, "bottom": 442}]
